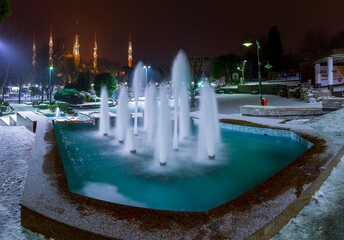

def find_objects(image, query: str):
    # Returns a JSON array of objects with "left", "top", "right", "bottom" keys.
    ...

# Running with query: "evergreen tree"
[
  {"left": 266, "top": 26, "right": 284, "bottom": 71},
  {"left": 93, "top": 72, "right": 117, "bottom": 97}
]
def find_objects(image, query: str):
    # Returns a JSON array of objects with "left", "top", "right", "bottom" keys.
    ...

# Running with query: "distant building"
[
  {"left": 93, "top": 32, "right": 98, "bottom": 73},
  {"left": 49, "top": 26, "right": 53, "bottom": 67},
  {"left": 128, "top": 32, "right": 133, "bottom": 68},
  {"left": 301, "top": 49, "right": 344, "bottom": 92},
  {"left": 73, "top": 21, "right": 80, "bottom": 68}
]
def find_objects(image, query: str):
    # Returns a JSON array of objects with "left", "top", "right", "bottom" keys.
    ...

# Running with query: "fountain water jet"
[
  {"left": 55, "top": 107, "right": 61, "bottom": 119},
  {"left": 125, "top": 128, "right": 136, "bottom": 154},
  {"left": 156, "top": 85, "right": 172, "bottom": 166},
  {"left": 117, "top": 87, "right": 130, "bottom": 143},
  {"left": 178, "top": 84, "right": 190, "bottom": 140},
  {"left": 144, "top": 84, "right": 157, "bottom": 141},
  {"left": 171, "top": 50, "right": 191, "bottom": 149},
  {"left": 133, "top": 62, "right": 145, "bottom": 135},
  {"left": 198, "top": 82, "right": 220, "bottom": 159},
  {"left": 99, "top": 86, "right": 110, "bottom": 136}
]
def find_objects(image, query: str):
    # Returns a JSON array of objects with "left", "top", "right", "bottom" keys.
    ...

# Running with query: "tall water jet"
[
  {"left": 156, "top": 85, "right": 172, "bottom": 166},
  {"left": 117, "top": 87, "right": 129, "bottom": 143},
  {"left": 198, "top": 82, "right": 220, "bottom": 159},
  {"left": 125, "top": 128, "right": 136, "bottom": 154},
  {"left": 132, "top": 62, "right": 145, "bottom": 135},
  {"left": 144, "top": 84, "right": 157, "bottom": 141},
  {"left": 178, "top": 83, "right": 190, "bottom": 140},
  {"left": 99, "top": 86, "right": 110, "bottom": 136},
  {"left": 55, "top": 107, "right": 61, "bottom": 119},
  {"left": 171, "top": 50, "right": 191, "bottom": 149}
]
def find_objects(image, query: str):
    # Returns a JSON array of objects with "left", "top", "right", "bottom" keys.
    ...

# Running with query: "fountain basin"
[
  {"left": 20, "top": 116, "right": 344, "bottom": 240},
  {"left": 54, "top": 120, "right": 311, "bottom": 212}
]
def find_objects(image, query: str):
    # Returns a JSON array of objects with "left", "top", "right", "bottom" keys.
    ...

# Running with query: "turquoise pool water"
[
  {"left": 54, "top": 121, "right": 311, "bottom": 212},
  {"left": 45, "top": 114, "right": 67, "bottom": 118}
]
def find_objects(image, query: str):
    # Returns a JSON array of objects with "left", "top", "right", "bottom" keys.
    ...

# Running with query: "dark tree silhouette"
[
  {"left": 266, "top": 26, "right": 284, "bottom": 71},
  {"left": 299, "top": 29, "right": 330, "bottom": 60},
  {"left": 93, "top": 72, "right": 117, "bottom": 97},
  {"left": 212, "top": 54, "right": 242, "bottom": 85},
  {"left": 0, "top": 0, "right": 11, "bottom": 23}
]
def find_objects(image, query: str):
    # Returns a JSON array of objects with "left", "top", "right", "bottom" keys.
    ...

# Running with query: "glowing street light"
[
  {"left": 242, "top": 41, "right": 253, "bottom": 47},
  {"left": 144, "top": 65, "right": 151, "bottom": 87},
  {"left": 243, "top": 40, "right": 263, "bottom": 105},
  {"left": 49, "top": 66, "right": 53, "bottom": 104}
]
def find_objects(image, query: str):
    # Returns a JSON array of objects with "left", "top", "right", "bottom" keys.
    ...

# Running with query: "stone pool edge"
[{"left": 20, "top": 117, "right": 343, "bottom": 239}]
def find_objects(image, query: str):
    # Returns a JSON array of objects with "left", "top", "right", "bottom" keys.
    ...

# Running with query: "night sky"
[{"left": 6, "top": 0, "right": 344, "bottom": 67}]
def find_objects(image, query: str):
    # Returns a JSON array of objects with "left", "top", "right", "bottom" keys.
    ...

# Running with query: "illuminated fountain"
[
  {"left": 116, "top": 87, "right": 129, "bottom": 143},
  {"left": 155, "top": 85, "right": 172, "bottom": 165},
  {"left": 55, "top": 50, "right": 311, "bottom": 212},
  {"left": 99, "top": 86, "right": 110, "bottom": 136},
  {"left": 55, "top": 107, "right": 61, "bottom": 119},
  {"left": 172, "top": 50, "right": 191, "bottom": 150}
]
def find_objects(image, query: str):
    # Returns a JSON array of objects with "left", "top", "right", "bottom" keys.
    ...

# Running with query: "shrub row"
[{"left": 54, "top": 89, "right": 91, "bottom": 104}]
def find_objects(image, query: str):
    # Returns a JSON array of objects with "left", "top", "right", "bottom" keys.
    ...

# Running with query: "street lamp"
[
  {"left": 49, "top": 66, "right": 53, "bottom": 104},
  {"left": 143, "top": 65, "right": 151, "bottom": 87},
  {"left": 243, "top": 40, "right": 263, "bottom": 105},
  {"left": 237, "top": 60, "right": 247, "bottom": 84}
]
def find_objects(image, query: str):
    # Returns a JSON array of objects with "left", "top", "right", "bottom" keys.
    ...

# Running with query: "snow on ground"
[
  {"left": 0, "top": 126, "right": 46, "bottom": 240},
  {"left": 272, "top": 156, "right": 344, "bottom": 240},
  {"left": 272, "top": 108, "right": 344, "bottom": 240},
  {"left": 0, "top": 94, "right": 343, "bottom": 239}
]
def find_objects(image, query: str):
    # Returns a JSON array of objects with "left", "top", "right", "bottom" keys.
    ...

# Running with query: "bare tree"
[{"left": 299, "top": 28, "right": 330, "bottom": 60}]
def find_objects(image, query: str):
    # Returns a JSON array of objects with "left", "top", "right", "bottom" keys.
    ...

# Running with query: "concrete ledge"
[
  {"left": 322, "top": 98, "right": 344, "bottom": 110},
  {"left": 240, "top": 105, "right": 326, "bottom": 119}
]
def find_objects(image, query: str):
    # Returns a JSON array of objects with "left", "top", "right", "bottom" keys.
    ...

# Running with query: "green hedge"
[
  {"left": 232, "top": 78, "right": 240, "bottom": 84},
  {"left": 38, "top": 104, "right": 49, "bottom": 109},
  {"left": 47, "top": 102, "right": 70, "bottom": 113},
  {"left": 0, "top": 106, "right": 7, "bottom": 112},
  {"left": 54, "top": 89, "right": 90, "bottom": 104}
]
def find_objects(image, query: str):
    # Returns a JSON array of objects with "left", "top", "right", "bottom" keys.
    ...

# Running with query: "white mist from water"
[
  {"left": 99, "top": 86, "right": 110, "bottom": 136},
  {"left": 117, "top": 87, "right": 129, "bottom": 143}
]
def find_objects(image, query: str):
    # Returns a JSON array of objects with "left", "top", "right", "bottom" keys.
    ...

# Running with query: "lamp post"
[
  {"left": 144, "top": 65, "right": 151, "bottom": 87},
  {"left": 237, "top": 60, "right": 247, "bottom": 84},
  {"left": 243, "top": 40, "right": 263, "bottom": 105},
  {"left": 49, "top": 66, "right": 53, "bottom": 104}
]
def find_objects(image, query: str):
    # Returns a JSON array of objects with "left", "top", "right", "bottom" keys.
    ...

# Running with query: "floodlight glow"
[{"left": 50, "top": 66, "right": 53, "bottom": 70}]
